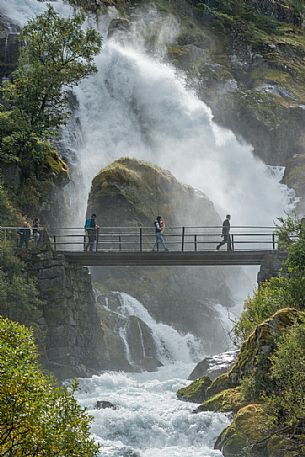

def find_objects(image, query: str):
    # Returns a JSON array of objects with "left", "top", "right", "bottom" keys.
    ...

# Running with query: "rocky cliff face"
[
  {"left": 87, "top": 157, "right": 239, "bottom": 354},
  {"left": 0, "top": 15, "right": 19, "bottom": 79}
]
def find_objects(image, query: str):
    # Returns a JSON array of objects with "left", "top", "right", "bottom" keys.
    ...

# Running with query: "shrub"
[{"left": 0, "top": 317, "right": 99, "bottom": 457}]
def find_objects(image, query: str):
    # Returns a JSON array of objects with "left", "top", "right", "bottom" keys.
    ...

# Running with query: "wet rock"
[
  {"left": 284, "top": 152, "right": 305, "bottom": 216},
  {"left": 188, "top": 350, "right": 238, "bottom": 381},
  {"left": 0, "top": 15, "right": 19, "bottom": 79},
  {"left": 196, "top": 387, "right": 246, "bottom": 414},
  {"left": 108, "top": 17, "right": 130, "bottom": 38},
  {"left": 177, "top": 376, "right": 212, "bottom": 403},
  {"left": 95, "top": 293, "right": 163, "bottom": 372},
  {"left": 214, "top": 404, "right": 267, "bottom": 457},
  {"left": 96, "top": 400, "right": 118, "bottom": 410}
]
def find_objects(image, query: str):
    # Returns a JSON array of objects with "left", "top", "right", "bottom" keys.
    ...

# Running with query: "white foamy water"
[
  {"left": 118, "top": 293, "right": 202, "bottom": 365},
  {"left": 72, "top": 36, "right": 294, "bottom": 227},
  {"left": 76, "top": 367, "right": 229, "bottom": 457}
]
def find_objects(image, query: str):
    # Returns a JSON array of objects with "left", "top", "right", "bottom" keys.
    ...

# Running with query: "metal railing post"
[
  {"left": 53, "top": 235, "right": 57, "bottom": 251},
  {"left": 231, "top": 234, "right": 235, "bottom": 251},
  {"left": 182, "top": 227, "right": 185, "bottom": 252},
  {"left": 119, "top": 235, "right": 122, "bottom": 251},
  {"left": 272, "top": 233, "right": 275, "bottom": 250},
  {"left": 140, "top": 228, "right": 143, "bottom": 252},
  {"left": 194, "top": 234, "right": 197, "bottom": 252},
  {"left": 96, "top": 228, "right": 99, "bottom": 252}
]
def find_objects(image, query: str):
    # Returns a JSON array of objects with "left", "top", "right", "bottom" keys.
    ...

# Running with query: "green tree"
[
  {"left": 0, "top": 317, "right": 99, "bottom": 456},
  {"left": 0, "top": 7, "right": 101, "bottom": 215},
  {"left": 2, "top": 6, "right": 102, "bottom": 135}
]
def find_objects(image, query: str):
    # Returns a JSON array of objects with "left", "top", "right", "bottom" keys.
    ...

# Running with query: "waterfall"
[
  {"left": 117, "top": 293, "right": 202, "bottom": 365},
  {"left": 72, "top": 30, "right": 294, "bottom": 227},
  {"left": 0, "top": 0, "right": 294, "bottom": 228}
]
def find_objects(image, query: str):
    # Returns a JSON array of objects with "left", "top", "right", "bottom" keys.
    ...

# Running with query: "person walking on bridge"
[
  {"left": 32, "top": 218, "right": 40, "bottom": 246},
  {"left": 216, "top": 214, "right": 232, "bottom": 251},
  {"left": 85, "top": 213, "right": 99, "bottom": 252},
  {"left": 153, "top": 216, "right": 168, "bottom": 251},
  {"left": 18, "top": 222, "right": 31, "bottom": 249}
]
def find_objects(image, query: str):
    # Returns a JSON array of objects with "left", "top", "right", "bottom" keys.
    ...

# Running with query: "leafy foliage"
[
  {"left": 0, "top": 243, "right": 42, "bottom": 323},
  {"left": 1, "top": 6, "right": 102, "bottom": 135},
  {"left": 0, "top": 7, "right": 101, "bottom": 215},
  {"left": 234, "top": 217, "right": 305, "bottom": 342},
  {"left": 0, "top": 318, "right": 99, "bottom": 456},
  {"left": 232, "top": 216, "right": 305, "bottom": 444},
  {"left": 270, "top": 317, "right": 305, "bottom": 425},
  {"left": 234, "top": 277, "right": 292, "bottom": 342}
]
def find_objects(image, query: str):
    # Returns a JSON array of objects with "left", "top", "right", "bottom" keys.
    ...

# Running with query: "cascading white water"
[
  {"left": 76, "top": 369, "right": 230, "bottom": 457},
  {"left": 117, "top": 293, "right": 202, "bottom": 365},
  {"left": 72, "top": 28, "right": 294, "bottom": 227}
]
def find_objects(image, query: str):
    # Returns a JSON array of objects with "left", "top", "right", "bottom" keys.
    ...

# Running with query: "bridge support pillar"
[{"left": 257, "top": 251, "right": 288, "bottom": 285}]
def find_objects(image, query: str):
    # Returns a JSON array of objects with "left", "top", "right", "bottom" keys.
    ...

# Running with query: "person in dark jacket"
[
  {"left": 18, "top": 222, "right": 31, "bottom": 249},
  {"left": 216, "top": 214, "right": 232, "bottom": 251},
  {"left": 153, "top": 216, "right": 168, "bottom": 251},
  {"left": 32, "top": 218, "right": 40, "bottom": 245}
]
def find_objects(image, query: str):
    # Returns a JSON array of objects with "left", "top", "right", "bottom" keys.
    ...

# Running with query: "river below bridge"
[{"left": 76, "top": 364, "right": 229, "bottom": 457}]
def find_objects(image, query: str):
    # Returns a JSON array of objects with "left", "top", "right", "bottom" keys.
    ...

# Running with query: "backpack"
[
  {"left": 85, "top": 218, "right": 92, "bottom": 229},
  {"left": 154, "top": 220, "right": 161, "bottom": 232}
]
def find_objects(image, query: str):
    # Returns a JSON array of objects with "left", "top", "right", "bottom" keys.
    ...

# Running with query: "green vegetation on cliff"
[
  {"left": 0, "top": 318, "right": 99, "bottom": 457},
  {"left": 0, "top": 6, "right": 101, "bottom": 217},
  {"left": 235, "top": 218, "right": 305, "bottom": 342},
  {"left": 178, "top": 217, "right": 305, "bottom": 457}
]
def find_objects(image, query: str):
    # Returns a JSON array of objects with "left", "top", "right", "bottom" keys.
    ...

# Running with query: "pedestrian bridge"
[
  {"left": 52, "top": 225, "right": 279, "bottom": 267},
  {"left": 1, "top": 225, "right": 282, "bottom": 267},
  {"left": 63, "top": 250, "right": 274, "bottom": 266}
]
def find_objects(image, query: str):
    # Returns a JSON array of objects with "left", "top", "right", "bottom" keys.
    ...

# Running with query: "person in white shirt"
[{"left": 152, "top": 216, "right": 168, "bottom": 251}]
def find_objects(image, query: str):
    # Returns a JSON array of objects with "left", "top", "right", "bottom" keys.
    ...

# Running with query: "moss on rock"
[
  {"left": 225, "top": 307, "right": 301, "bottom": 389},
  {"left": 197, "top": 387, "right": 246, "bottom": 413},
  {"left": 177, "top": 376, "right": 212, "bottom": 403},
  {"left": 215, "top": 404, "right": 268, "bottom": 457},
  {"left": 47, "top": 150, "right": 69, "bottom": 181},
  {"left": 205, "top": 373, "right": 235, "bottom": 398},
  {"left": 88, "top": 157, "right": 218, "bottom": 227}
]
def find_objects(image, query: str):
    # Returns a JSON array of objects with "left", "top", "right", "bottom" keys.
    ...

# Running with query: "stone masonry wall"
[{"left": 25, "top": 249, "right": 106, "bottom": 381}]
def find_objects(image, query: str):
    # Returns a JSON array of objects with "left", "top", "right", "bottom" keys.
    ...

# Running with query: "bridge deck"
[{"left": 62, "top": 250, "right": 274, "bottom": 266}]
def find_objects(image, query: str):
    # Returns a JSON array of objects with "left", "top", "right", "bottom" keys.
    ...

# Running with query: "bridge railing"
[
  {"left": 48, "top": 226, "right": 279, "bottom": 252},
  {"left": 0, "top": 226, "right": 47, "bottom": 248}
]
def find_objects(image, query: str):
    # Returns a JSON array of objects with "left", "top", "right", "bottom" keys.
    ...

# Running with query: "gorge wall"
[{"left": 24, "top": 249, "right": 106, "bottom": 380}]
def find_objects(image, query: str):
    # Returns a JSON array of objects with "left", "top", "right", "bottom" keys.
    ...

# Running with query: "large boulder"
[
  {"left": 214, "top": 404, "right": 267, "bottom": 457},
  {"left": 88, "top": 158, "right": 238, "bottom": 353}
]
